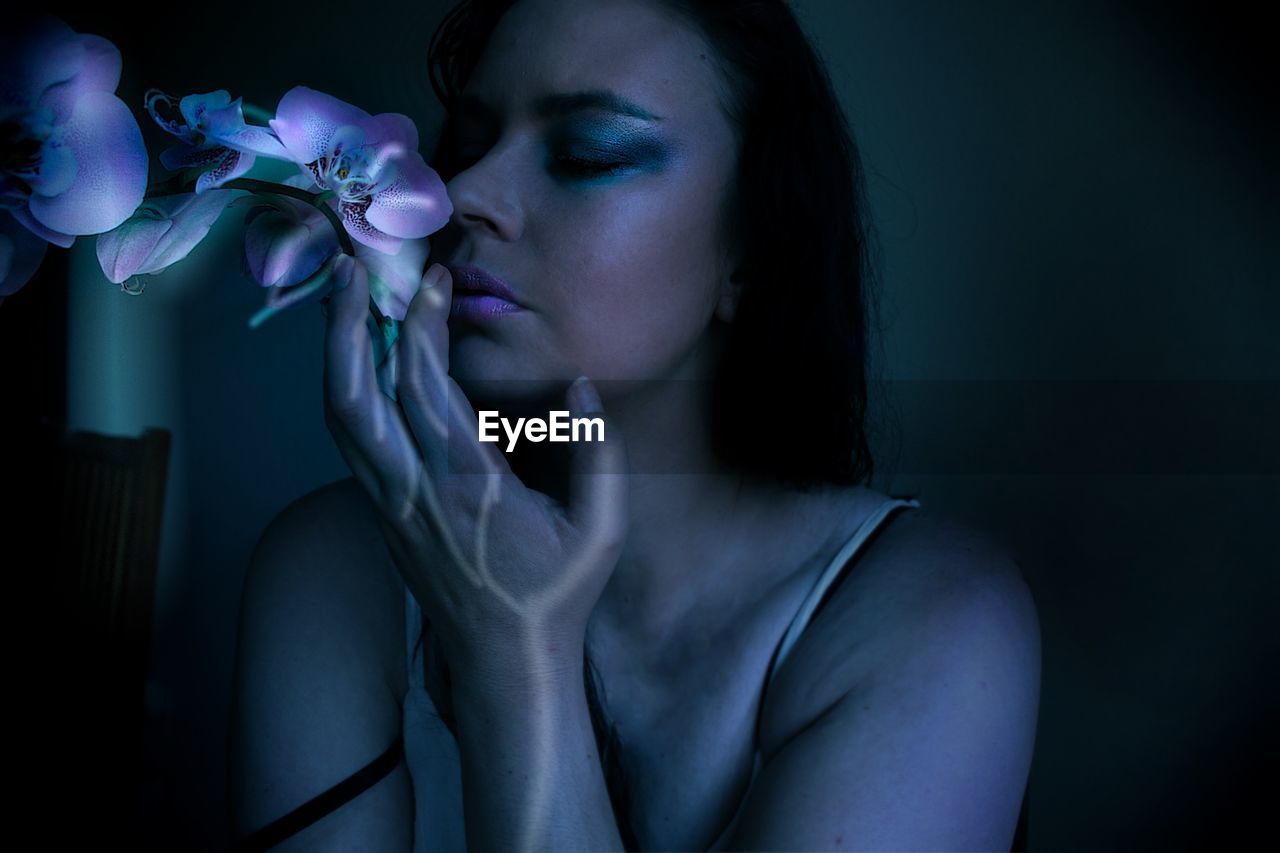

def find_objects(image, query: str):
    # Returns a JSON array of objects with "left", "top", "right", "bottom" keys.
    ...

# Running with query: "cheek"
[{"left": 546, "top": 191, "right": 725, "bottom": 377}]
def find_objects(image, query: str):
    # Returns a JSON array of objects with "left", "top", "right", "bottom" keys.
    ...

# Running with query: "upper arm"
[
  {"left": 229, "top": 479, "right": 414, "bottom": 851},
  {"left": 728, "top": 532, "right": 1041, "bottom": 851}
]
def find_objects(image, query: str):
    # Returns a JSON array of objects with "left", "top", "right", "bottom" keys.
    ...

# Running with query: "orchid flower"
[
  {"left": 247, "top": 251, "right": 346, "bottom": 330},
  {"left": 145, "top": 89, "right": 289, "bottom": 193},
  {"left": 268, "top": 86, "right": 451, "bottom": 255},
  {"left": 243, "top": 196, "right": 337, "bottom": 287},
  {"left": 358, "top": 236, "right": 432, "bottom": 323},
  {"left": 242, "top": 187, "right": 428, "bottom": 326},
  {"left": 240, "top": 176, "right": 341, "bottom": 289},
  {"left": 95, "top": 189, "right": 240, "bottom": 284},
  {"left": 0, "top": 15, "right": 148, "bottom": 294}
]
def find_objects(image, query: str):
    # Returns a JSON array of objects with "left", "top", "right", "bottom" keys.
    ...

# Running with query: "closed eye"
[{"left": 552, "top": 153, "right": 630, "bottom": 177}]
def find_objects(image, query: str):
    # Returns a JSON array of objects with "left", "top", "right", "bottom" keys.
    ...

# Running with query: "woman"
[{"left": 229, "top": 0, "right": 1041, "bottom": 850}]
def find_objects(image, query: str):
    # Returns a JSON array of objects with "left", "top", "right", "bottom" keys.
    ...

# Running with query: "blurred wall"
[{"left": 51, "top": 0, "right": 1277, "bottom": 849}]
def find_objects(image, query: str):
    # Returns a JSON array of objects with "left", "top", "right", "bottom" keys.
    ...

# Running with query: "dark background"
[{"left": 4, "top": 0, "right": 1276, "bottom": 849}]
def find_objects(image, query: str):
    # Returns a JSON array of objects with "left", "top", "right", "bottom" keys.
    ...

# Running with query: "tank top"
[
  {"left": 231, "top": 496, "right": 923, "bottom": 853},
  {"left": 401, "top": 495, "right": 921, "bottom": 853}
]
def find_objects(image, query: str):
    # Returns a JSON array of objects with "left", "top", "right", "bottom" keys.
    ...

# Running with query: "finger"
[
  {"left": 322, "top": 254, "right": 420, "bottom": 511},
  {"left": 324, "top": 254, "right": 368, "bottom": 418},
  {"left": 563, "top": 376, "right": 629, "bottom": 551},
  {"left": 322, "top": 257, "right": 483, "bottom": 593},
  {"left": 395, "top": 263, "right": 451, "bottom": 450},
  {"left": 398, "top": 263, "right": 509, "bottom": 480}
]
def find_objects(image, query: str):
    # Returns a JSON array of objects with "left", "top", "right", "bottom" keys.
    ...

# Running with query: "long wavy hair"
[{"left": 422, "top": 1, "right": 886, "bottom": 848}]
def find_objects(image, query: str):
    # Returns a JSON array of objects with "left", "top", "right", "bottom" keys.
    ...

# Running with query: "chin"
[
  {"left": 460, "top": 379, "right": 575, "bottom": 421},
  {"left": 448, "top": 343, "right": 572, "bottom": 414}
]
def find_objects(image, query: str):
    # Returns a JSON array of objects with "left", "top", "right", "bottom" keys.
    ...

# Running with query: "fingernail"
[
  {"left": 333, "top": 255, "right": 352, "bottom": 292},
  {"left": 419, "top": 263, "right": 438, "bottom": 289},
  {"left": 572, "top": 375, "right": 602, "bottom": 412}
]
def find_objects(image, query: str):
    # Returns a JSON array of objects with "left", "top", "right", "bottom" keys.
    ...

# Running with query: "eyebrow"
[{"left": 454, "top": 89, "right": 664, "bottom": 123}]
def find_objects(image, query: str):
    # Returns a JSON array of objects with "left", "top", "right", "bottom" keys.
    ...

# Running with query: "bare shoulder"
[
  {"left": 255, "top": 475, "right": 390, "bottom": 562},
  {"left": 856, "top": 502, "right": 1039, "bottom": 635},
  {"left": 240, "top": 475, "right": 408, "bottom": 704},
  {"left": 831, "top": 499, "right": 1039, "bottom": 693},
  {"left": 761, "top": 495, "right": 1041, "bottom": 760},
  {"left": 230, "top": 476, "right": 414, "bottom": 845},
  {"left": 724, "top": 500, "right": 1039, "bottom": 848}
]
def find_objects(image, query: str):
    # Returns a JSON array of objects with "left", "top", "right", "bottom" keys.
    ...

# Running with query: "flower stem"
[
  {"left": 144, "top": 166, "right": 219, "bottom": 198},
  {"left": 248, "top": 259, "right": 336, "bottom": 329},
  {"left": 221, "top": 178, "right": 356, "bottom": 255},
  {"left": 142, "top": 174, "right": 388, "bottom": 329}
]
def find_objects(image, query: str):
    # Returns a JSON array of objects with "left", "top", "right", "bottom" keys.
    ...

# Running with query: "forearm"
[{"left": 449, "top": 639, "right": 626, "bottom": 852}]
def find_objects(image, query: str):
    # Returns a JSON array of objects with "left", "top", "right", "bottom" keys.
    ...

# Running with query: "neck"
[{"left": 488, "top": 347, "right": 773, "bottom": 646}]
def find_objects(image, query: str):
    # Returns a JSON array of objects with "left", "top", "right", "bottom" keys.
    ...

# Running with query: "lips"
[{"left": 445, "top": 263, "right": 524, "bottom": 307}]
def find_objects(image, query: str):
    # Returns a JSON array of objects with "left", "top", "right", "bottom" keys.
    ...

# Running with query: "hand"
[{"left": 322, "top": 254, "right": 629, "bottom": 678}]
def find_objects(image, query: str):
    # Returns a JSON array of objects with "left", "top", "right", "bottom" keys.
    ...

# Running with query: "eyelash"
[
  {"left": 444, "top": 135, "right": 629, "bottom": 179},
  {"left": 553, "top": 153, "right": 629, "bottom": 177}
]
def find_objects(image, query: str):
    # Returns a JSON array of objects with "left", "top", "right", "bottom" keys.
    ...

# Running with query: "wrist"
[{"left": 451, "top": 635, "right": 585, "bottom": 704}]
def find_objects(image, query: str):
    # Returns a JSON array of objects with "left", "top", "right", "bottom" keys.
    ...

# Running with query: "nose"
[{"left": 439, "top": 143, "right": 525, "bottom": 249}]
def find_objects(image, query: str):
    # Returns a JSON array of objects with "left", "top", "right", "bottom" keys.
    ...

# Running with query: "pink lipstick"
[{"left": 446, "top": 264, "right": 525, "bottom": 322}]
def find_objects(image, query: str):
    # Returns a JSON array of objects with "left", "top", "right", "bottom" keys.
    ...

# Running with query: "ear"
[{"left": 715, "top": 266, "right": 746, "bottom": 324}]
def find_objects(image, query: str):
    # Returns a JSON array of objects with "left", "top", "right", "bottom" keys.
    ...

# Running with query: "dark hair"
[{"left": 425, "top": 1, "right": 884, "bottom": 848}]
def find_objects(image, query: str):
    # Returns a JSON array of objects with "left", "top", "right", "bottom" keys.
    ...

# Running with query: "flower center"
[
  {"left": 0, "top": 117, "right": 50, "bottom": 200},
  {"left": 321, "top": 149, "right": 372, "bottom": 201}
]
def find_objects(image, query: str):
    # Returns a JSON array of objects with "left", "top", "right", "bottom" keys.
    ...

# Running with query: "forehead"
[{"left": 462, "top": 0, "right": 727, "bottom": 127}]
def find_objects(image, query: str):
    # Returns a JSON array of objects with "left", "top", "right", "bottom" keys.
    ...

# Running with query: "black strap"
[{"left": 234, "top": 734, "right": 405, "bottom": 852}]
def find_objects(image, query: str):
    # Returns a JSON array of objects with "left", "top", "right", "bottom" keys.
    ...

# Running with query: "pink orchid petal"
[
  {"left": 340, "top": 199, "right": 402, "bottom": 254},
  {"left": 33, "top": 34, "right": 122, "bottom": 124},
  {"left": 71, "top": 34, "right": 122, "bottom": 94},
  {"left": 178, "top": 90, "right": 233, "bottom": 129},
  {"left": 269, "top": 86, "right": 374, "bottom": 167},
  {"left": 362, "top": 140, "right": 410, "bottom": 189},
  {"left": 27, "top": 89, "right": 147, "bottom": 235},
  {"left": 245, "top": 219, "right": 311, "bottom": 287},
  {"left": 220, "top": 124, "right": 289, "bottom": 160},
  {"left": 357, "top": 237, "right": 431, "bottom": 322},
  {"left": 196, "top": 94, "right": 242, "bottom": 129},
  {"left": 195, "top": 97, "right": 289, "bottom": 160},
  {"left": 143, "top": 189, "right": 237, "bottom": 272},
  {"left": 365, "top": 112, "right": 419, "bottom": 151},
  {"left": 365, "top": 154, "right": 452, "bottom": 239},
  {"left": 325, "top": 124, "right": 367, "bottom": 165},
  {"left": 24, "top": 140, "right": 77, "bottom": 197},
  {"left": 2, "top": 16, "right": 82, "bottom": 109},
  {"left": 95, "top": 217, "right": 170, "bottom": 283},
  {"left": 195, "top": 149, "right": 254, "bottom": 193},
  {"left": 10, "top": 205, "right": 74, "bottom": 248},
  {"left": 94, "top": 190, "right": 238, "bottom": 283},
  {"left": 243, "top": 198, "right": 338, "bottom": 287},
  {"left": 265, "top": 228, "right": 315, "bottom": 286}
]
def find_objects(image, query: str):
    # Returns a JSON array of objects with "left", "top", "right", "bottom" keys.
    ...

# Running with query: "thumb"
[{"left": 564, "top": 376, "right": 628, "bottom": 550}]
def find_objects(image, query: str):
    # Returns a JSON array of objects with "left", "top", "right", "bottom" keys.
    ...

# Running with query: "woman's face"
[{"left": 436, "top": 0, "right": 740, "bottom": 394}]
